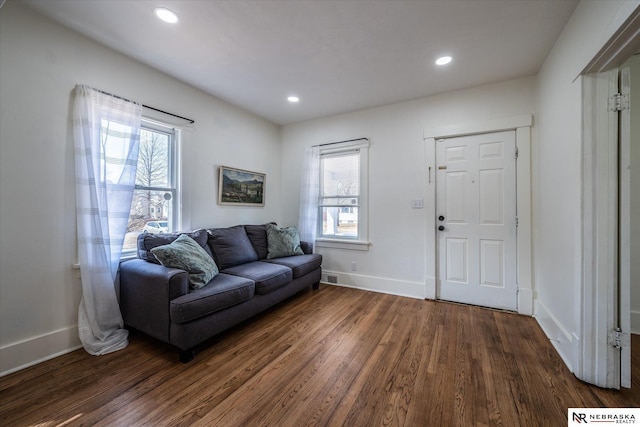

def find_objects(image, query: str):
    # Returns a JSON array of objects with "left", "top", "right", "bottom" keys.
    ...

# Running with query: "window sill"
[
  {"left": 120, "top": 252, "right": 138, "bottom": 262},
  {"left": 315, "top": 238, "right": 371, "bottom": 251}
]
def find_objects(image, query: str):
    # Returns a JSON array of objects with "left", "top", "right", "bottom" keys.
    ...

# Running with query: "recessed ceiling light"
[
  {"left": 435, "top": 56, "right": 452, "bottom": 66},
  {"left": 155, "top": 8, "right": 179, "bottom": 24},
  {"left": 287, "top": 96, "right": 300, "bottom": 103}
]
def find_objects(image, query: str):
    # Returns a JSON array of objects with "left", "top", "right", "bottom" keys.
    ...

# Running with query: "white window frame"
[
  {"left": 120, "top": 118, "right": 180, "bottom": 258},
  {"left": 315, "top": 139, "right": 370, "bottom": 251}
]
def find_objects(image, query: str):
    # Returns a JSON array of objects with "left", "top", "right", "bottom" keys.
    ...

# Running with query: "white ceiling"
[{"left": 22, "top": 0, "right": 579, "bottom": 125}]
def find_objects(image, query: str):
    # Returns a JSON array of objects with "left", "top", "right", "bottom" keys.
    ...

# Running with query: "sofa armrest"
[
  {"left": 119, "top": 259, "right": 189, "bottom": 343},
  {"left": 300, "top": 241, "right": 314, "bottom": 254}
]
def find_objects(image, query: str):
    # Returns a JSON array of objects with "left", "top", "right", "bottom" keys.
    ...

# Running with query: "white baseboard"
[
  {"left": 0, "top": 325, "right": 82, "bottom": 377},
  {"left": 321, "top": 270, "right": 426, "bottom": 300},
  {"left": 631, "top": 310, "right": 640, "bottom": 335},
  {"left": 533, "top": 299, "right": 575, "bottom": 373}
]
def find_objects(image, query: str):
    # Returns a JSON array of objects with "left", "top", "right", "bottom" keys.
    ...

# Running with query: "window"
[
  {"left": 122, "top": 119, "right": 179, "bottom": 255},
  {"left": 317, "top": 140, "right": 369, "bottom": 248}
]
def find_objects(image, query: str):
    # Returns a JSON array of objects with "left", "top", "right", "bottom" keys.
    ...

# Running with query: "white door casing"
[
  {"left": 619, "top": 66, "right": 631, "bottom": 388},
  {"left": 581, "top": 67, "right": 631, "bottom": 389},
  {"left": 578, "top": 3, "right": 640, "bottom": 391},
  {"left": 436, "top": 131, "right": 518, "bottom": 311}
]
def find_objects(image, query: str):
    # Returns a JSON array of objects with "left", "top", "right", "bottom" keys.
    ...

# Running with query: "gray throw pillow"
[
  {"left": 266, "top": 224, "right": 304, "bottom": 259},
  {"left": 137, "top": 229, "right": 211, "bottom": 264},
  {"left": 151, "top": 234, "right": 219, "bottom": 289}
]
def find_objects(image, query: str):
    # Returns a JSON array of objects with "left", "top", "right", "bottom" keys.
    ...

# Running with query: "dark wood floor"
[{"left": 1, "top": 285, "right": 639, "bottom": 426}]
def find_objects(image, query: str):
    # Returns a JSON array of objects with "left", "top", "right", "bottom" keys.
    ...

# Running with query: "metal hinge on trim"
[
  {"left": 608, "top": 93, "right": 630, "bottom": 112},
  {"left": 515, "top": 216, "right": 519, "bottom": 228},
  {"left": 608, "top": 327, "right": 630, "bottom": 350},
  {"left": 515, "top": 147, "right": 519, "bottom": 159}
]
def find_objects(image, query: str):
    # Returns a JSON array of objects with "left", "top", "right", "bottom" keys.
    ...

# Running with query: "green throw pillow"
[
  {"left": 266, "top": 224, "right": 304, "bottom": 259},
  {"left": 151, "top": 234, "right": 219, "bottom": 289}
]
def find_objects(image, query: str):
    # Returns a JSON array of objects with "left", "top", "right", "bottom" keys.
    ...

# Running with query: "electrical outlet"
[
  {"left": 351, "top": 261, "right": 357, "bottom": 271},
  {"left": 411, "top": 199, "right": 424, "bottom": 209}
]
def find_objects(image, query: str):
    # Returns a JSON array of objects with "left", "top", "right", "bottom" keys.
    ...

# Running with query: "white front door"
[{"left": 436, "top": 131, "right": 517, "bottom": 311}]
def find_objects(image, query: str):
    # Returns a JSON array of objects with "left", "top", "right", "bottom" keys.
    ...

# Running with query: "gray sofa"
[{"left": 119, "top": 223, "right": 322, "bottom": 362}]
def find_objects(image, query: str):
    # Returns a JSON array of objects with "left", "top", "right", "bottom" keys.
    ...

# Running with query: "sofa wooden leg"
[
  {"left": 179, "top": 348, "right": 195, "bottom": 363},
  {"left": 312, "top": 281, "right": 320, "bottom": 290}
]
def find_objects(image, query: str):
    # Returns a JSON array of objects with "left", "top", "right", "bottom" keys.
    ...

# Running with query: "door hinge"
[
  {"left": 608, "top": 327, "right": 630, "bottom": 350},
  {"left": 515, "top": 147, "right": 519, "bottom": 159},
  {"left": 608, "top": 93, "right": 630, "bottom": 112},
  {"left": 515, "top": 216, "right": 519, "bottom": 228}
]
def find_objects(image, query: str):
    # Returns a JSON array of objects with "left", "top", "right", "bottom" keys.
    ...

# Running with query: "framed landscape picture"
[{"left": 218, "top": 166, "right": 265, "bottom": 206}]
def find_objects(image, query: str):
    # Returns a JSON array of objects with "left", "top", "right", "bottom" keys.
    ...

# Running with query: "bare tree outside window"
[
  {"left": 131, "top": 130, "right": 169, "bottom": 220},
  {"left": 122, "top": 122, "right": 176, "bottom": 253}
]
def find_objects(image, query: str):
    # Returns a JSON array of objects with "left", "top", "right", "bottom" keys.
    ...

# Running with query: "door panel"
[
  {"left": 479, "top": 169, "right": 504, "bottom": 225},
  {"left": 480, "top": 239, "right": 503, "bottom": 287},
  {"left": 446, "top": 238, "right": 468, "bottom": 283},
  {"left": 436, "top": 131, "right": 517, "bottom": 311},
  {"left": 446, "top": 172, "right": 468, "bottom": 223},
  {"left": 479, "top": 141, "right": 503, "bottom": 159},
  {"left": 445, "top": 145, "right": 468, "bottom": 162}
]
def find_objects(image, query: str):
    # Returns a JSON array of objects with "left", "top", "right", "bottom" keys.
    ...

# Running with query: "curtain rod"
[
  {"left": 94, "top": 88, "right": 195, "bottom": 124},
  {"left": 314, "top": 137, "right": 369, "bottom": 148}
]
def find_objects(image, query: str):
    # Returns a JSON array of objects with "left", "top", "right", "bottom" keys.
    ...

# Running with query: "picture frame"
[{"left": 218, "top": 166, "right": 266, "bottom": 206}]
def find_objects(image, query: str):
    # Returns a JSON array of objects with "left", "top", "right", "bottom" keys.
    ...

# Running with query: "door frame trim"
[
  {"left": 577, "top": 3, "right": 640, "bottom": 391},
  {"left": 580, "top": 69, "right": 620, "bottom": 388},
  {"left": 619, "top": 66, "right": 631, "bottom": 388},
  {"left": 424, "top": 114, "right": 533, "bottom": 315}
]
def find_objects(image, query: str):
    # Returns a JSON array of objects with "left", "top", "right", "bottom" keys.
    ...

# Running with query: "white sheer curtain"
[
  {"left": 298, "top": 146, "right": 320, "bottom": 244},
  {"left": 73, "top": 85, "right": 141, "bottom": 355}
]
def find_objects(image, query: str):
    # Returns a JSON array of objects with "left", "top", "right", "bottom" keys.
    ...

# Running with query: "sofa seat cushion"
[
  {"left": 223, "top": 261, "right": 292, "bottom": 295},
  {"left": 265, "top": 254, "right": 322, "bottom": 279},
  {"left": 170, "top": 273, "right": 255, "bottom": 324}
]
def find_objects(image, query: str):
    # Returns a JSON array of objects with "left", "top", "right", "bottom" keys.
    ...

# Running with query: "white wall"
[
  {"left": 0, "top": 2, "right": 281, "bottom": 375},
  {"left": 281, "top": 77, "right": 536, "bottom": 299},
  {"left": 626, "top": 55, "right": 640, "bottom": 334},
  {"left": 4, "top": 0, "right": 639, "bottom": 379},
  {"left": 535, "top": 0, "right": 640, "bottom": 372}
]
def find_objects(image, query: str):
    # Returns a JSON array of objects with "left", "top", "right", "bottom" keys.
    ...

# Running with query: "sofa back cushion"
[
  {"left": 244, "top": 223, "right": 275, "bottom": 259},
  {"left": 207, "top": 225, "right": 259, "bottom": 270},
  {"left": 137, "top": 229, "right": 212, "bottom": 264}
]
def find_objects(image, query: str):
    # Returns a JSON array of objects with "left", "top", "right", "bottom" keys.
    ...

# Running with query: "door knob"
[
  {"left": 438, "top": 215, "right": 445, "bottom": 221},
  {"left": 438, "top": 225, "right": 445, "bottom": 231}
]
